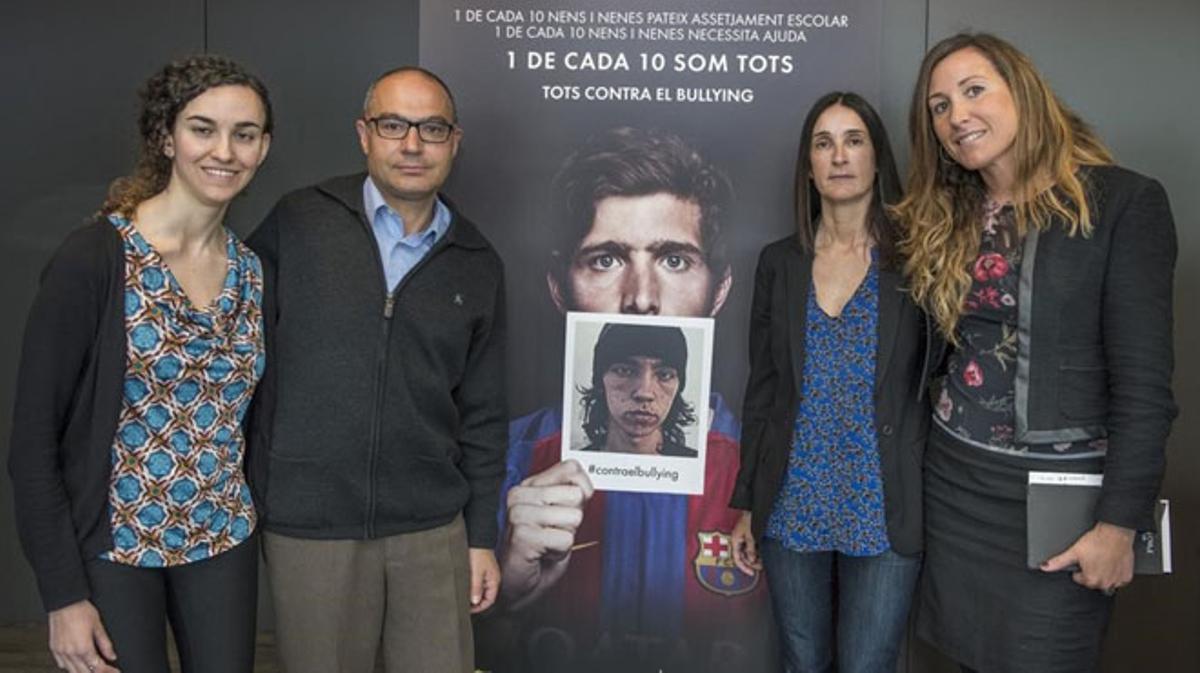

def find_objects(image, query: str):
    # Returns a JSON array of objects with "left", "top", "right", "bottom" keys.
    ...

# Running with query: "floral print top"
[
  {"left": 765, "top": 255, "right": 889, "bottom": 556},
  {"left": 935, "top": 202, "right": 1100, "bottom": 456},
  {"left": 102, "top": 214, "right": 263, "bottom": 567}
]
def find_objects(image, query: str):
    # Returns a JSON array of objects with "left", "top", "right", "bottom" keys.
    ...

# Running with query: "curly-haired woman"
[
  {"left": 9, "top": 55, "right": 272, "bottom": 673},
  {"left": 895, "top": 33, "right": 1177, "bottom": 673}
]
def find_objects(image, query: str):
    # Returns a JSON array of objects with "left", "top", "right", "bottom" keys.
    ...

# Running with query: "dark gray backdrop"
[{"left": 1, "top": 1, "right": 1195, "bottom": 671}]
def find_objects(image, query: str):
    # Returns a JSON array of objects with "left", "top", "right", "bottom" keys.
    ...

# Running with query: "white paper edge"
[
  {"left": 1160, "top": 498, "right": 1172, "bottom": 574},
  {"left": 1027, "top": 471, "right": 1103, "bottom": 487}
]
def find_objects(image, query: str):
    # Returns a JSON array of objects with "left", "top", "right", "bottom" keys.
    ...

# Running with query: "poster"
[{"left": 420, "top": 2, "right": 883, "bottom": 670}]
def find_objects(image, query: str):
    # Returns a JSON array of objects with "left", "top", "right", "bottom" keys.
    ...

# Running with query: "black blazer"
[
  {"left": 729, "top": 236, "right": 934, "bottom": 555},
  {"left": 1004, "top": 165, "right": 1177, "bottom": 531}
]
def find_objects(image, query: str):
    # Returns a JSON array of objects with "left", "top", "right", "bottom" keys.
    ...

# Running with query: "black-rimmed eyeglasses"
[{"left": 364, "top": 116, "right": 456, "bottom": 143}]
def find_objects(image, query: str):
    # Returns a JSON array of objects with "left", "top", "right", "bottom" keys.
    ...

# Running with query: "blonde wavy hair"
[{"left": 894, "top": 33, "right": 1112, "bottom": 340}]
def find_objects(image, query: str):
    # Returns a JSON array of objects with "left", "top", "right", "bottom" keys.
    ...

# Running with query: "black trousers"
[{"left": 84, "top": 535, "right": 258, "bottom": 673}]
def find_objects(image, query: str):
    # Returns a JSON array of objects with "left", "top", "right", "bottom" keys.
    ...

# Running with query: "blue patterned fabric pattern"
[
  {"left": 102, "top": 214, "right": 264, "bottom": 567},
  {"left": 764, "top": 256, "right": 889, "bottom": 555}
]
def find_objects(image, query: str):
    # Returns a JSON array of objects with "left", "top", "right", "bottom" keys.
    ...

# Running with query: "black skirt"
[{"left": 917, "top": 425, "right": 1113, "bottom": 673}]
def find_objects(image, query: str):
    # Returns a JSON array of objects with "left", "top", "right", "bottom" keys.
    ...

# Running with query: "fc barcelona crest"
[{"left": 694, "top": 530, "right": 759, "bottom": 596}]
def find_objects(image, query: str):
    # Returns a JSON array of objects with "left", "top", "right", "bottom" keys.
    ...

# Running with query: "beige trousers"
[{"left": 264, "top": 516, "right": 473, "bottom": 673}]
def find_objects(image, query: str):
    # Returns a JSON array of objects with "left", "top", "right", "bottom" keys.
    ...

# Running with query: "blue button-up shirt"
[{"left": 363, "top": 177, "right": 451, "bottom": 291}]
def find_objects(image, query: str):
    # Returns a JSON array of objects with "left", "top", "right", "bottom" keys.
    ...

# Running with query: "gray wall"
[{"left": 2, "top": 1, "right": 1195, "bottom": 670}]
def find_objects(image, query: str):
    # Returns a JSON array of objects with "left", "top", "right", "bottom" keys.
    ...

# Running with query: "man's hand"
[
  {"left": 1041, "top": 521, "right": 1136, "bottom": 594},
  {"left": 730, "top": 510, "right": 762, "bottom": 576},
  {"left": 48, "top": 600, "right": 120, "bottom": 673},
  {"left": 468, "top": 548, "right": 501, "bottom": 614},
  {"left": 499, "top": 459, "right": 595, "bottom": 611}
]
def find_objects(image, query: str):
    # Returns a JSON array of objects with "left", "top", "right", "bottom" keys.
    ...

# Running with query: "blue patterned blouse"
[
  {"left": 764, "top": 256, "right": 889, "bottom": 555},
  {"left": 102, "top": 214, "right": 264, "bottom": 567}
]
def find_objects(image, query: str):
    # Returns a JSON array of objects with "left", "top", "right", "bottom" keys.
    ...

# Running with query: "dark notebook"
[{"left": 1026, "top": 472, "right": 1171, "bottom": 574}]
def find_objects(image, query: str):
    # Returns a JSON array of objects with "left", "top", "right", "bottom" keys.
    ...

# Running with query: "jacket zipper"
[
  {"left": 364, "top": 230, "right": 455, "bottom": 538},
  {"left": 364, "top": 292, "right": 396, "bottom": 538}
]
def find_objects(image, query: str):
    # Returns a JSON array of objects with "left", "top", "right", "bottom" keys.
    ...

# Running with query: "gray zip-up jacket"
[{"left": 247, "top": 173, "right": 507, "bottom": 548}]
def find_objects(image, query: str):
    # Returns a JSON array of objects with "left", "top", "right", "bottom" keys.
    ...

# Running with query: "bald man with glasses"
[{"left": 247, "top": 66, "right": 507, "bottom": 673}]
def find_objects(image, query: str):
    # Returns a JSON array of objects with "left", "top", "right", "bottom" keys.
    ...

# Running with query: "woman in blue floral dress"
[
  {"left": 10, "top": 55, "right": 272, "bottom": 673},
  {"left": 729, "top": 92, "right": 934, "bottom": 673}
]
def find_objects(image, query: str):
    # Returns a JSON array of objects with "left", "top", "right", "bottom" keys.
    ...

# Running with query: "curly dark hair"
[{"left": 102, "top": 54, "right": 273, "bottom": 216}]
